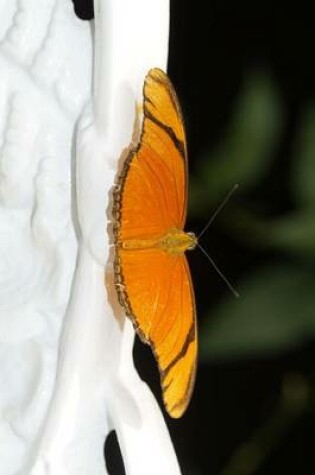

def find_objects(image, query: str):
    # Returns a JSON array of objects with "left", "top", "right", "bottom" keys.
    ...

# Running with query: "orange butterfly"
[{"left": 113, "top": 68, "right": 197, "bottom": 418}]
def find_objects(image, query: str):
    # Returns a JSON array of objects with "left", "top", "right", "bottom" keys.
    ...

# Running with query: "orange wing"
[
  {"left": 113, "top": 68, "right": 188, "bottom": 239},
  {"left": 113, "top": 68, "right": 197, "bottom": 418},
  {"left": 117, "top": 249, "right": 196, "bottom": 418}
]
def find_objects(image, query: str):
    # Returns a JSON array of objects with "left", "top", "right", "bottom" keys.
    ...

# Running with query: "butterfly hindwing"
[{"left": 117, "top": 249, "right": 196, "bottom": 418}]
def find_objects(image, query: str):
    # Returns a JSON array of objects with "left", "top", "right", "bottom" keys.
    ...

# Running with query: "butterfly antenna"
[
  {"left": 197, "top": 242, "right": 239, "bottom": 298},
  {"left": 197, "top": 184, "right": 239, "bottom": 240}
]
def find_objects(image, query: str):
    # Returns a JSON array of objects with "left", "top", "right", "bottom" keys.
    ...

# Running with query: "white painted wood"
[{"left": 0, "top": 0, "right": 181, "bottom": 474}]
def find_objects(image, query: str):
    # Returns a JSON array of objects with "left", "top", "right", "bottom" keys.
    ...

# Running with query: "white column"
[{"left": 27, "top": 0, "right": 181, "bottom": 474}]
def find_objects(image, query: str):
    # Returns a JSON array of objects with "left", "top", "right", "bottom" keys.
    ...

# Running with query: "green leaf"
[
  {"left": 200, "top": 265, "right": 315, "bottom": 361},
  {"left": 268, "top": 212, "right": 315, "bottom": 257},
  {"left": 189, "top": 71, "right": 283, "bottom": 214}
]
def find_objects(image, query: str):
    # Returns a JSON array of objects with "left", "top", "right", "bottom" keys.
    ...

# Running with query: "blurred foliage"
[
  {"left": 221, "top": 374, "right": 311, "bottom": 475},
  {"left": 200, "top": 266, "right": 315, "bottom": 359},
  {"left": 189, "top": 70, "right": 315, "bottom": 360},
  {"left": 189, "top": 71, "right": 283, "bottom": 212}
]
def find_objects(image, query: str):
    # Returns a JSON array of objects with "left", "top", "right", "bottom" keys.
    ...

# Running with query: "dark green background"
[{"left": 74, "top": 1, "right": 315, "bottom": 474}]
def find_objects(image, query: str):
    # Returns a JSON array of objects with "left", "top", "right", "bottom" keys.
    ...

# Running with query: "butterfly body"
[
  {"left": 113, "top": 68, "right": 197, "bottom": 418},
  {"left": 119, "top": 228, "right": 197, "bottom": 254}
]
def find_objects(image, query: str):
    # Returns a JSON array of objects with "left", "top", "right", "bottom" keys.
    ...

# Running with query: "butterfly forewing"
[{"left": 143, "top": 68, "right": 188, "bottom": 228}]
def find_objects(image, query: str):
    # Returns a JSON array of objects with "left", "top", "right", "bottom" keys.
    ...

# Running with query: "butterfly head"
[{"left": 186, "top": 231, "right": 197, "bottom": 251}]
